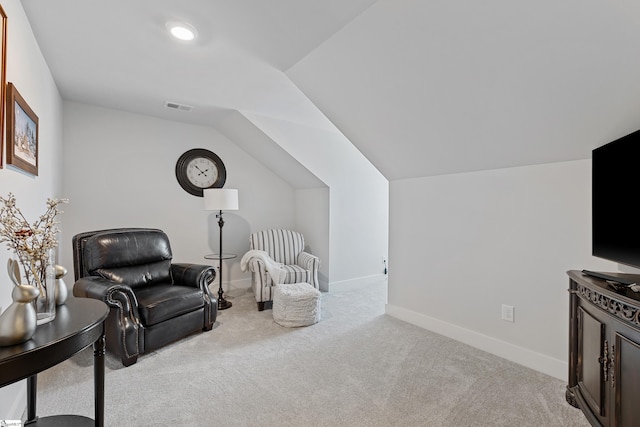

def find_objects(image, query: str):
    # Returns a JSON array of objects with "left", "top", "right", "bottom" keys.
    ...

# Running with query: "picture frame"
[
  {"left": 6, "top": 82, "right": 39, "bottom": 176},
  {"left": 0, "top": 5, "right": 7, "bottom": 169}
]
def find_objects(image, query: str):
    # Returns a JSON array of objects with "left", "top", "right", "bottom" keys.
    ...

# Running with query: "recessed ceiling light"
[{"left": 166, "top": 21, "right": 198, "bottom": 41}]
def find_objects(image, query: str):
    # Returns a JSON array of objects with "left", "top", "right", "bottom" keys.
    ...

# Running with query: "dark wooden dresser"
[{"left": 567, "top": 270, "right": 640, "bottom": 427}]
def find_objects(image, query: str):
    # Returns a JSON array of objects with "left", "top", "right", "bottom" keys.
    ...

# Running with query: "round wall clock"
[{"left": 175, "top": 148, "right": 227, "bottom": 197}]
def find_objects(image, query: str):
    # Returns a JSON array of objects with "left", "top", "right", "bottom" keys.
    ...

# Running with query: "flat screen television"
[{"left": 588, "top": 129, "right": 640, "bottom": 284}]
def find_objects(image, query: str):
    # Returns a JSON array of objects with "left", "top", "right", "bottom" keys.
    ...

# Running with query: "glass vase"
[{"left": 24, "top": 248, "right": 56, "bottom": 325}]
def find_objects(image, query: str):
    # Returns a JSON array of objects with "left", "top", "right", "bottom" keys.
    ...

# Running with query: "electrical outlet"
[{"left": 501, "top": 304, "right": 515, "bottom": 322}]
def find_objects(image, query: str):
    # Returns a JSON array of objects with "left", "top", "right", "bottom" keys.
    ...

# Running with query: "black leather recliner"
[{"left": 72, "top": 228, "right": 217, "bottom": 366}]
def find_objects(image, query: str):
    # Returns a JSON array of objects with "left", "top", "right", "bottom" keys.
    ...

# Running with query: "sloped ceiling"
[
  {"left": 287, "top": 0, "right": 640, "bottom": 179},
  {"left": 21, "top": 0, "right": 640, "bottom": 181}
]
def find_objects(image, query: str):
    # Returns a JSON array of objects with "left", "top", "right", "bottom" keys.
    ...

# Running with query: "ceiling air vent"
[{"left": 164, "top": 101, "right": 193, "bottom": 112}]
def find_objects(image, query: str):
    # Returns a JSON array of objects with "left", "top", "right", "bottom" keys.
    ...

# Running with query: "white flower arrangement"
[{"left": 0, "top": 193, "right": 68, "bottom": 291}]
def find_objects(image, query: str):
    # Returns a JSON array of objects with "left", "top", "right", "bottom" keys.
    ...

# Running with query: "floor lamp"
[{"left": 204, "top": 188, "right": 239, "bottom": 310}]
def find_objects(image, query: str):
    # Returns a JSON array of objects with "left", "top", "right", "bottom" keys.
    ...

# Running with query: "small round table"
[
  {"left": 0, "top": 297, "right": 108, "bottom": 426},
  {"left": 204, "top": 253, "right": 237, "bottom": 310}
]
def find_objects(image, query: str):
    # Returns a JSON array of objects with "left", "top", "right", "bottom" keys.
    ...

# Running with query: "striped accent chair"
[{"left": 248, "top": 229, "right": 320, "bottom": 311}]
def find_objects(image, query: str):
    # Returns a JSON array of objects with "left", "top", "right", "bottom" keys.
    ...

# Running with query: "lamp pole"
[
  {"left": 216, "top": 210, "right": 232, "bottom": 310},
  {"left": 203, "top": 188, "right": 238, "bottom": 311}
]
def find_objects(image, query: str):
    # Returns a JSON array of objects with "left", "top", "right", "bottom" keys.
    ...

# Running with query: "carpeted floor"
[{"left": 32, "top": 277, "right": 589, "bottom": 426}]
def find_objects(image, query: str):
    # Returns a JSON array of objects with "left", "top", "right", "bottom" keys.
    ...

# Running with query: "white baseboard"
[{"left": 385, "top": 303, "right": 567, "bottom": 381}]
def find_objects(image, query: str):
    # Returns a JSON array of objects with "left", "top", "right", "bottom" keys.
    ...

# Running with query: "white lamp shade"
[{"left": 204, "top": 189, "right": 239, "bottom": 211}]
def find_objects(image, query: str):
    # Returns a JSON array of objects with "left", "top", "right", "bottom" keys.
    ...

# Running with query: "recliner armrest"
[
  {"left": 171, "top": 263, "right": 218, "bottom": 328},
  {"left": 74, "top": 276, "right": 137, "bottom": 307},
  {"left": 73, "top": 276, "right": 143, "bottom": 366},
  {"left": 73, "top": 276, "right": 142, "bottom": 321},
  {"left": 171, "top": 263, "right": 216, "bottom": 291}
]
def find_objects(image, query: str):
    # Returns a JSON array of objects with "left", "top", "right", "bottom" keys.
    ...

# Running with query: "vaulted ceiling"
[{"left": 21, "top": 0, "right": 640, "bottom": 181}]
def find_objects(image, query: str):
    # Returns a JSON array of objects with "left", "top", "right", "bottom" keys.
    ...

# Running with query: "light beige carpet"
[{"left": 31, "top": 277, "right": 589, "bottom": 426}]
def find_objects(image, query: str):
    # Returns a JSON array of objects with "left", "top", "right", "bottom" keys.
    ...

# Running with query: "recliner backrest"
[
  {"left": 249, "top": 229, "right": 305, "bottom": 265},
  {"left": 78, "top": 228, "right": 173, "bottom": 288}
]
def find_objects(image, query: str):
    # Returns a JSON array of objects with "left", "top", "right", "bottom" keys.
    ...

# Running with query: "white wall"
[
  {"left": 295, "top": 187, "right": 330, "bottom": 289},
  {"left": 60, "top": 102, "right": 303, "bottom": 292},
  {"left": 243, "top": 112, "right": 389, "bottom": 286},
  {"left": 0, "top": 0, "right": 64, "bottom": 418},
  {"left": 386, "top": 159, "right": 625, "bottom": 380}
]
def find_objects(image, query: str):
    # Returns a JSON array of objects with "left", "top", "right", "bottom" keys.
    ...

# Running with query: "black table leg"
[
  {"left": 25, "top": 375, "right": 38, "bottom": 425},
  {"left": 93, "top": 334, "right": 105, "bottom": 427}
]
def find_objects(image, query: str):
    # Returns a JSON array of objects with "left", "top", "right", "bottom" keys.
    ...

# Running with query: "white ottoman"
[{"left": 272, "top": 283, "right": 321, "bottom": 327}]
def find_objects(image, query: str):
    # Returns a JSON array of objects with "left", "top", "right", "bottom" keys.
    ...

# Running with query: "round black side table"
[{"left": 0, "top": 297, "right": 109, "bottom": 426}]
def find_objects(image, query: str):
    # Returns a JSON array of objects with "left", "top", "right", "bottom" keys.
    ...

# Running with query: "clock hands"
[{"left": 194, "top": 165, "right": 210, "bottom": 176}]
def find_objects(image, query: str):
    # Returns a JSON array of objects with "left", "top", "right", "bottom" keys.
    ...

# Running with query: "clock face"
[
  {"left": 176, "top": 149, "right": 227, "bottom": 197},
  {"left": 186, "top": 157, "right": 218, "bottom": 188}
]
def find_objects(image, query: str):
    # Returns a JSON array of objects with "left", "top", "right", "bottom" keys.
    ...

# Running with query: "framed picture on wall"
[
  {"left": 0, "top": 5, "right": 7, "bottom": 169},
  {"left": 6, "top": 82, "right": 39, "bottom": 176}
]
